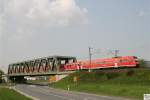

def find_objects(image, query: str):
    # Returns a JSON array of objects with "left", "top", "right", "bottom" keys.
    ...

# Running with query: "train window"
[
  {"left": 61, "top": 60, "right": 66, "bottom": 64},
  {"left": 68, "top": 59, "right": 74, "bottom": 63},
  {"left": 106, "top": 61, "right": 113, "bottom": 64},
  {"left": 121, "top": 59, "right": 129, "bottom": 62},
  {"left": 96, "top": 61, "right": 105, "bottom": 64}
]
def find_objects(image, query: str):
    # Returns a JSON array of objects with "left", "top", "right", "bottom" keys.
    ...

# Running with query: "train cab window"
[
  {"left": 65, "top": 60, "right": 69, "bottom": 64},
  {"left": 61, "top": 60, "right": 66, "bottom": 64},
  {"left": 73, "top": 59, "right": 77, "bottom": 63},
  {"left": 68, "top": 59, "right": 74, "bottom": 63},
  {"left": 133, "top": 56, "right": 138, "bottom": 61},
  {"left": 133, "top": 56, "right": 138, "bottom": 59}
]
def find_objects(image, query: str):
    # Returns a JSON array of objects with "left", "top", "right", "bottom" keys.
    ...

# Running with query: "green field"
[
  {"left": 50, "top": 68, "right": 150, "bottom": 100},
  {"left": 0, "top": 87, "right": 32, "bottom": 100}
]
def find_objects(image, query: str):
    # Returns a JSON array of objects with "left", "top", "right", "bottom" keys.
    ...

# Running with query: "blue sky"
[
  {"left": 74, "top": 0, "right": 149, "bottom": 58},
  {"left": 77, "top": 0, "right": 150, "bottom": 58},
  {"left": 0, "top": 0, "right": 149, "bottom": 71}
]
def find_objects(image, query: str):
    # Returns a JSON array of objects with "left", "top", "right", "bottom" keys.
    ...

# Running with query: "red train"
[{"left": 64, "top": 56, "right": 139, "bottom": 71}]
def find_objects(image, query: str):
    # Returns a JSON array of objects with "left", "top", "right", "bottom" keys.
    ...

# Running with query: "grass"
[
  {"left": 0, "top": 87, "right": 32, "bottom": 100},
  {"left": 50, "top": 68, "right": 150, "bottom": 100}
]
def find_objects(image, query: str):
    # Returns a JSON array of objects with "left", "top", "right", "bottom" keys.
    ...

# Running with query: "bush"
[
  {"left": 0, "top": 69, "right": 4, "bottom": 83},
  {"left": 138, "top": 59, "right": 146, "bottom": 67},
  {"left": 105, "top": 72, "right": 120, "bottom": 80},
  {"left": 126, "top": 69, "right": 134, "bottom": 76}
]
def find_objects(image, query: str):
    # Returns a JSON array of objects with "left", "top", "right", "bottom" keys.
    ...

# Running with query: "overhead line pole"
[
  {"left": 114, "top": 50, "right": 119, "bottom": 57},
  {"left": 89, "top": 47, "right": 92, "bottom": 72}
]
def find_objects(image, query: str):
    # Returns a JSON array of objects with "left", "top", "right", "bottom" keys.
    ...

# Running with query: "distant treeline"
[
  {"left": 145, "top": 61, "right": 150, "bottom": 67},
  {"left": 138, "top": 59, "right": 150, "bottom": 68},
  {"left": 0, "top": 69, "right": 4, "bottom": 83}
]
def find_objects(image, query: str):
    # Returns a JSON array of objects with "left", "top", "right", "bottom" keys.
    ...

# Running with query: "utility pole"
[
  {"left": 89, "top": 47, "right": 92, "bottom": 72},
  {"left": 114, "top": 50, "right": 119, "bottom": 57},
  {"left": 109, "top": 50, "right": 119, "bottom": 57}
]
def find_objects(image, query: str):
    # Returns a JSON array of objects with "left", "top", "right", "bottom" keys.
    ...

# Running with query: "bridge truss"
[{"left": 8, "top": 56, "right": 76, "bottom": 77}]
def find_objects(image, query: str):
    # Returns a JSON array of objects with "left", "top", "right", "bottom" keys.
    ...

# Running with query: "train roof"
[{"left": 78, "top": 56, "right": 137, "bottom": 62}]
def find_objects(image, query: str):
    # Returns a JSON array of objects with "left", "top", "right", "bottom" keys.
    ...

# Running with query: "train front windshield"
[{"left": 58, "top": 57, "right": 77, "bottom": 71}]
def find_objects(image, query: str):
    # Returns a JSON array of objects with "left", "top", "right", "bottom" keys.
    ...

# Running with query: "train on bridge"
[
  {"left": 7, "top": 55, "right": 139, "bottom": 82},
  {"left": 64, "top": 56, "right": 138, "bottom": 71},
  {"left": 8, "top": 56, "right": 138, "bottom": 75}
]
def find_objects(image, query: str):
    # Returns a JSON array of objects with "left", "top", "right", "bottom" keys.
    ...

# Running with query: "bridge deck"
[{"left": 7, "top": 71, "right": 75, "bottom": 77}]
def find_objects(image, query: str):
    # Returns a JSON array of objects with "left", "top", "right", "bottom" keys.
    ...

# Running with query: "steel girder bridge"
[{"left": 7, "top": 56, "right": 76, "bottom": 82}]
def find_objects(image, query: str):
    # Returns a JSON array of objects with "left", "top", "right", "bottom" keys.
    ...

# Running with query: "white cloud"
[
  {"left": 2, "top": 0, "right": 88, "bottom": 41},
  {"left": 4, "top": 0, "right": 88, "bottom": 26},
  {"left": 1, "top": 0, "right": 88, "bottom": 71}
]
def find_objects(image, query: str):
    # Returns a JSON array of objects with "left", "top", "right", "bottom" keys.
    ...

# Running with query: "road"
[{"left": 14, "top": 84, "right": 129, "bottom": 100}]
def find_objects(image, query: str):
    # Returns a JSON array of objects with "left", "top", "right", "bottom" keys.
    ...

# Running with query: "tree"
[
  {"left": 138, "top": 59, "right": 146, "bottom": 68},
  {"left": 0, "top": 69, "right": 4, "bottom": 83}
]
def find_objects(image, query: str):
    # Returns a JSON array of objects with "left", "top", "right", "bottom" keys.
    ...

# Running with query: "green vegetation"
[
  {"left": 0, "top": 88, "right": 32, "bottom": 100},
  {"left": 0, "top": 69, "right": 4, "bottom": 83},
  {"left": 138, "top": 59, "right": 147, "bottom": 68},
  {"left": 50, "top": 68, "right": 150, "bottom": 100}
]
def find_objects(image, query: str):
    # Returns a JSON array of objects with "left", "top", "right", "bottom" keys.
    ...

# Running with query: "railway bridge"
[{"left": 7, "top": 56, "right": 76, "bottom": 82}]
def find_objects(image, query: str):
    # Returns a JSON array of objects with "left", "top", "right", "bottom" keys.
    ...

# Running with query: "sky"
[{"left": 0, "top": 0, "right": 150, "bottom": 72}]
